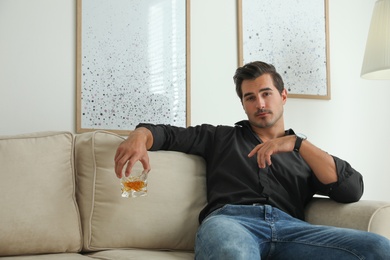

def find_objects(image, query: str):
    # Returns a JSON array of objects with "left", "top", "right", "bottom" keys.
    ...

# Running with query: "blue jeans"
[{"left": 195, "top": 204, "right": 390, "bottom": 260}]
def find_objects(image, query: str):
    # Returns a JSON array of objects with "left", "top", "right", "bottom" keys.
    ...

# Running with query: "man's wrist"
[{"left": 293, "top": 133, "right": 307, "bottom": 152}]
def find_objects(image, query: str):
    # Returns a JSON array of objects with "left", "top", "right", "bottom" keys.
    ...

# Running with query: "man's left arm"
[
  {"left": 249, "top": 135, "right": 339, "bottom": 184},
  {"left": 299, "top": 139, "right": 337, "bottom": 184},
  {"left": 249, "top": 135, "right": 364, "bottom": 202},
  {"left": 299, "top": 138, "right": 364, "bottom": 203}
]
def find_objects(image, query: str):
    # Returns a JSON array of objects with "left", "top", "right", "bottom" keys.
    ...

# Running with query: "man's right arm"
[{"left": 114, "top": 127, "right": 153, "bottom": 178}]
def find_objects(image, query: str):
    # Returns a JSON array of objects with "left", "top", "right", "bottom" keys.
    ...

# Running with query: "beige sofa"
[{"left": 0, "top": 131, "right": 389, "bottom": 259}]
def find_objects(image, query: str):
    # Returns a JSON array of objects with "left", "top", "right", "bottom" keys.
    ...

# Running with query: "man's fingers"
[
  {"left": 115, "top": 157, "right": 128, "bottom": 179},
  {"left": 140, "top": 157, "right": 151, "bottom": 174},
  {"left": 120, "top": 156, "right": 151, "bottom": 178},
  {"left": 248, "top": 144, "right": 262, "bottom": 158},
  {"left": 256, "top": 148, "right": 273, "bottom": 169}
]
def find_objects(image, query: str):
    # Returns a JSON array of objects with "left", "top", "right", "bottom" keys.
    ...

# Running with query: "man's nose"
[{"left": 256, "top": 95, "right": 265, "bottom": 109}]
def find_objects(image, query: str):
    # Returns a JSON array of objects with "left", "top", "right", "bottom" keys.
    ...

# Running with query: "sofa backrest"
[
  {"left": 0, "top": 132, "right": 82, "bottom": 256},
  {"left": 75, "top": 131, "right": 207, "bottom": 252}
]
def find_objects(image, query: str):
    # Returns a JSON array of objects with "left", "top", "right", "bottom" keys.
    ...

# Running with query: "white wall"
[
  {"left": 1, "top": 0, "right": 389, "bottom": 201},
  {"left": 0, "top": 0, "right": 76, "bottom": 133}
]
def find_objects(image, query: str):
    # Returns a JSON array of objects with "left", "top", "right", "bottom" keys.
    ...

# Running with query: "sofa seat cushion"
[
  {"left": 75, "top": 131, "right": 207, "bottom": 252},
  {"left": 0, "top": 253, "right": 91, "bottom": 260},
  {"left": 0, "top": 132, "right": 82, "bottom": 256},
  {"left": 86, "top": 249, "right": 194, "bottom": 260}
]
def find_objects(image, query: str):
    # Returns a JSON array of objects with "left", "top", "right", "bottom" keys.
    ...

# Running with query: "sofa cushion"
[
  {"left": 0, "top": 253, "right": 91, "bottom": 260},
  {"left": 86, "top": 249, "right": 194, "bottom": 260},
  {"left": 75, "top": 131, "right": 207, "bottom": 252},
  {"left": 0, "top": 132, "right": 82, "bottom": 256}
]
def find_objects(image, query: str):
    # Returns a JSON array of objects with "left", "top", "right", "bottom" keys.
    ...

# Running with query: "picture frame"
[
  {"left": 76, "top": 0, "right": 191, "bottom": 135},
  {"left": 237, "top": 0, "right": 330, "bottom": 99}
]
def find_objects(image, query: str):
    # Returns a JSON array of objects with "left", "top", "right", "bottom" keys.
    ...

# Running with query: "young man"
[{"left": 114, "top": 61, "right": 390, "bottom": 259}]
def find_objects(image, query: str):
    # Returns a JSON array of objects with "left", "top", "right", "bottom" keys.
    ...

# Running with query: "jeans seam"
[
  {"left": 276, "top": 240, "right": 365, "bottom": 259},
  {"left": 195, "top": 233, "right": 212, "bottom": 260}
]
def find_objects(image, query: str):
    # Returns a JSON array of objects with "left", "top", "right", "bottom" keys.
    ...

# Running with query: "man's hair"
[{"left": 233, "top": 61, "right": 285, "bottom": 100}]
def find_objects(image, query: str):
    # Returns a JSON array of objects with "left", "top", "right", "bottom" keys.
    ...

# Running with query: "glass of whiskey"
[{"left": 120, "top": 162, "right": 149, "bottom": 198}]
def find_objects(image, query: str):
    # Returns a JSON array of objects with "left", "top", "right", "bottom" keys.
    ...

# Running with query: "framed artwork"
[
  {"left": 237, "top": 0, "right": 330, "bottom": 99},
  {"left": 77, "top": 0, "right": 191, "bottom": 135}
]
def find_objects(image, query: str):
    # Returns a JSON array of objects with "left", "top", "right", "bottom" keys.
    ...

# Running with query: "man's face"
[{"left": 241, "top": 74, "right": 287, "bottom": 129}]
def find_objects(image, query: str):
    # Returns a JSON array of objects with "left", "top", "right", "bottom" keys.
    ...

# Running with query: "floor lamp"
[{"left": 361, "top": 0, "right": 390, "bottom": 79}]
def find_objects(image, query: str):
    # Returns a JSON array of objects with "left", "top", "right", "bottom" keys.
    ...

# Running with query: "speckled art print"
[
  {"left": 238, "top": 0, "right": 330, "bottom": 99},
  {"left": 77, "top": 0, "right": 189, "bottom": 133}
]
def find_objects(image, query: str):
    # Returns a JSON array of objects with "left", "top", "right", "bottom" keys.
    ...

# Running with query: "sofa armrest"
[{"left": 305, "top": 197, "right": 390, "bottom": 239}]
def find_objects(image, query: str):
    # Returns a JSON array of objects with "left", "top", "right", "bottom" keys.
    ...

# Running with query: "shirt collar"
[{"left": 235, "top": 120, "right": 295, "bottom": 136}]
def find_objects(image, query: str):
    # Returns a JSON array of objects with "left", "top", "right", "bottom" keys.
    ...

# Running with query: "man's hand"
[
  {"left": 114, "top": 127, "right": 153, "bottom": 178},
  {"left": 248, "top": 135, "right": 295, "bottom": 168}
]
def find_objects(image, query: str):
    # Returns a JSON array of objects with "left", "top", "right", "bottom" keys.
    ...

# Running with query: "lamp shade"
[{"left": 361, "top": 0, "right": 390, "bottom": 79}]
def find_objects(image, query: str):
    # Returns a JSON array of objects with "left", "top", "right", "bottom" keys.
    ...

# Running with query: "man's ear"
[{"left": 281, "top": 89, "right": 288, "bottom": 104}]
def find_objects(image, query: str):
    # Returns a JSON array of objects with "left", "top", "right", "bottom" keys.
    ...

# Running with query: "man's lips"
[
  {"left": 255, "top": 110, "right": 270, "bottom": 117},
  {"left": 256, "top": 113, "right": 268, "bottom": 118}
]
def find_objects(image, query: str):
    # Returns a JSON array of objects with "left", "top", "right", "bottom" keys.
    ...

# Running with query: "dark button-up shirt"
[{"left": 138, "top": 120, "right": 363, "bottom": 223}]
